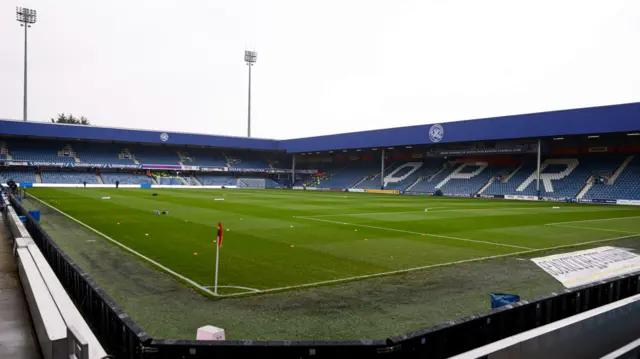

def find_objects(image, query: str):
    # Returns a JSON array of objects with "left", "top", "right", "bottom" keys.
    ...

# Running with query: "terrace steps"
[
  {"left": 477, "top": 177, "right": 495, "bottom": 194},
  {"left": 609, "top": 156, "right": 634, "bottom": 185},
  {"left": 502, "top": 164, "right": 523, "bottom": 183},
  {"left": 576, "top": 175, "right": 594, "bottom": 200}
]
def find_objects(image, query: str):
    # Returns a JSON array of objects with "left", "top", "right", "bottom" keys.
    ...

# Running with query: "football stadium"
[
  {"left": 2, "top": 103, "right": 640, "bottom": 358},
  {"left": 3, "top": 2, "right": 640, "bottom": 359}
]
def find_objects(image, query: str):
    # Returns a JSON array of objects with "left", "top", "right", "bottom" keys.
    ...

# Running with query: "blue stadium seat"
[
  {"left": 225, "top": 151, "right": 270, "bottom": 169},
  {"left": 180, "top": 149, "right": 228, "bottom": 167},
  {"left": 584, "top": 156, "right": 640, "bottom": 200},
  {"left": 7, "top": 140, "right": 76, "bottom": 163},
  {"left": 130, "top": 146, "right": 180, "bottom": 165},
  {"left": 196, "top": 175, "right": 237, "bottom": 186},
  {"left": 101, "top": 172, "right": 154, "bottom": 185},
  {"left": 40, "top": 170, "right": 99, "bottom": 184},
  {"left": 73, "top": 143, "right": 136, "bottom": 164},
  {"left": 0, "top": 169, "right": 36, "bottom": 184},
  {"left": 485, "top": 156, "right": 622, "bottom": 198},
  {"left": 317, "top": 161, "right": 378, "bottom": 189}
]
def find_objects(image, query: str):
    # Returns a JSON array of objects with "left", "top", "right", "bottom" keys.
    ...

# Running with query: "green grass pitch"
[{"left": 27, "top": 188, "right": 640, "bottom": 296}]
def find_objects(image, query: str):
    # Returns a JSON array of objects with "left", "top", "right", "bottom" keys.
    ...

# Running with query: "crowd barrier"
[
  {"left": 3, "top": 195, "right": 108, "bottom": 359},
  {"left": 7, "top": 194, "right": 148, "bottom": 359},
  {"left": 601, "top": 337, "right": 640, "bottom": 359},
  {"left": 6, "top": 193, "right": 640, "bottom": 358},
  {"left": 450, "top": 292, "right": 640, "bottom": 358}
]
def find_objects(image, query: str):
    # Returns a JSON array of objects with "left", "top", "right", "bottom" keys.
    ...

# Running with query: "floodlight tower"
[
  {"left": 16, "top": 7, "right": 37, "bottom": 122},
  {"left": 244, "top": 50, "right": 257, "bottom": 137}
]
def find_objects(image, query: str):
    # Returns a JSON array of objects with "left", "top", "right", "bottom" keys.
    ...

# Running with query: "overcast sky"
[{"left": 1, "top": 0, "right": 639, "bottom": 139}]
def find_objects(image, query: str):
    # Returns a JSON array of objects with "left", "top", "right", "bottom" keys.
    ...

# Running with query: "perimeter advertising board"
[
  {"left": 531, "top": 246, "right": 640, "bottom": 288},
  {"left": 365, "top": 189, "right": 399, "bottom": 194}
]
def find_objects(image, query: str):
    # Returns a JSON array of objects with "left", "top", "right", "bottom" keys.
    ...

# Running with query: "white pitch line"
[
  {"left": 546, "top": 223, "right": 639, "bottom": 234},
  {"left": 27, "top": 194, "right": 220, "bottom": 297},
  {"left": 546, "top": 216, "right": 640, "bottom": 225},
  {"left": 296, "top": 208, "right": 449, "bottom": 218},
  {"left": 204, "top": 285, "right": 262, "bottom": 293},
  {"left": 297, "top": 206, "right": 601, "bottom": 219},
  {"left": 295, "top": 216, "right": 533, "bottom": 250},
  {"left": 220, "top": 233, "right": 640, "bottom": 298}
]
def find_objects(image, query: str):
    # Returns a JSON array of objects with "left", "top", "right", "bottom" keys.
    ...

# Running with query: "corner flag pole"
[
  {"left": 214, "top": 241, "right": 220, "bottom": 294},
  {"left": 214, "top": 222, "right": 223, "bottom": 295}
]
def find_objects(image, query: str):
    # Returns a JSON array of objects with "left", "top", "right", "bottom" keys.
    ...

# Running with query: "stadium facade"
[{"left": 1, "top": 102, "right": 640, "bottom": 203}]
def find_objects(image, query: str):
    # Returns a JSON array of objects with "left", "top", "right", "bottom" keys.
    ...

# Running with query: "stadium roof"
[{"left": 1, "top": 102, "right": 639, "bottom": 153}]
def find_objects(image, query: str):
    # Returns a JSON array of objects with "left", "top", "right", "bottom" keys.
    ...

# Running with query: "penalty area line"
[
  {"left": 27, "top": 193, "right": 221, "bottom": 297},
  {"left": 221, "top": 233, "right": 640, "bottom": 298}
]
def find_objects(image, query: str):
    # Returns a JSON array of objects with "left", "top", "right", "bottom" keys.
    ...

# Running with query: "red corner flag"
[
  {"left": 217, "top": 222, "right": 223, "bottom": 247},
  {"left": 214, "top": 222, "right": 223, "bottom": 294}
]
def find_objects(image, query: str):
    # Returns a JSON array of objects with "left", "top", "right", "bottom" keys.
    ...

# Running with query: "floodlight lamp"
[
  {"left": 16, "top": 7, "right": 37, "bottom": 24},
  {"left": 244, "top": 50, "right": 258, "bottom": 64}
]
